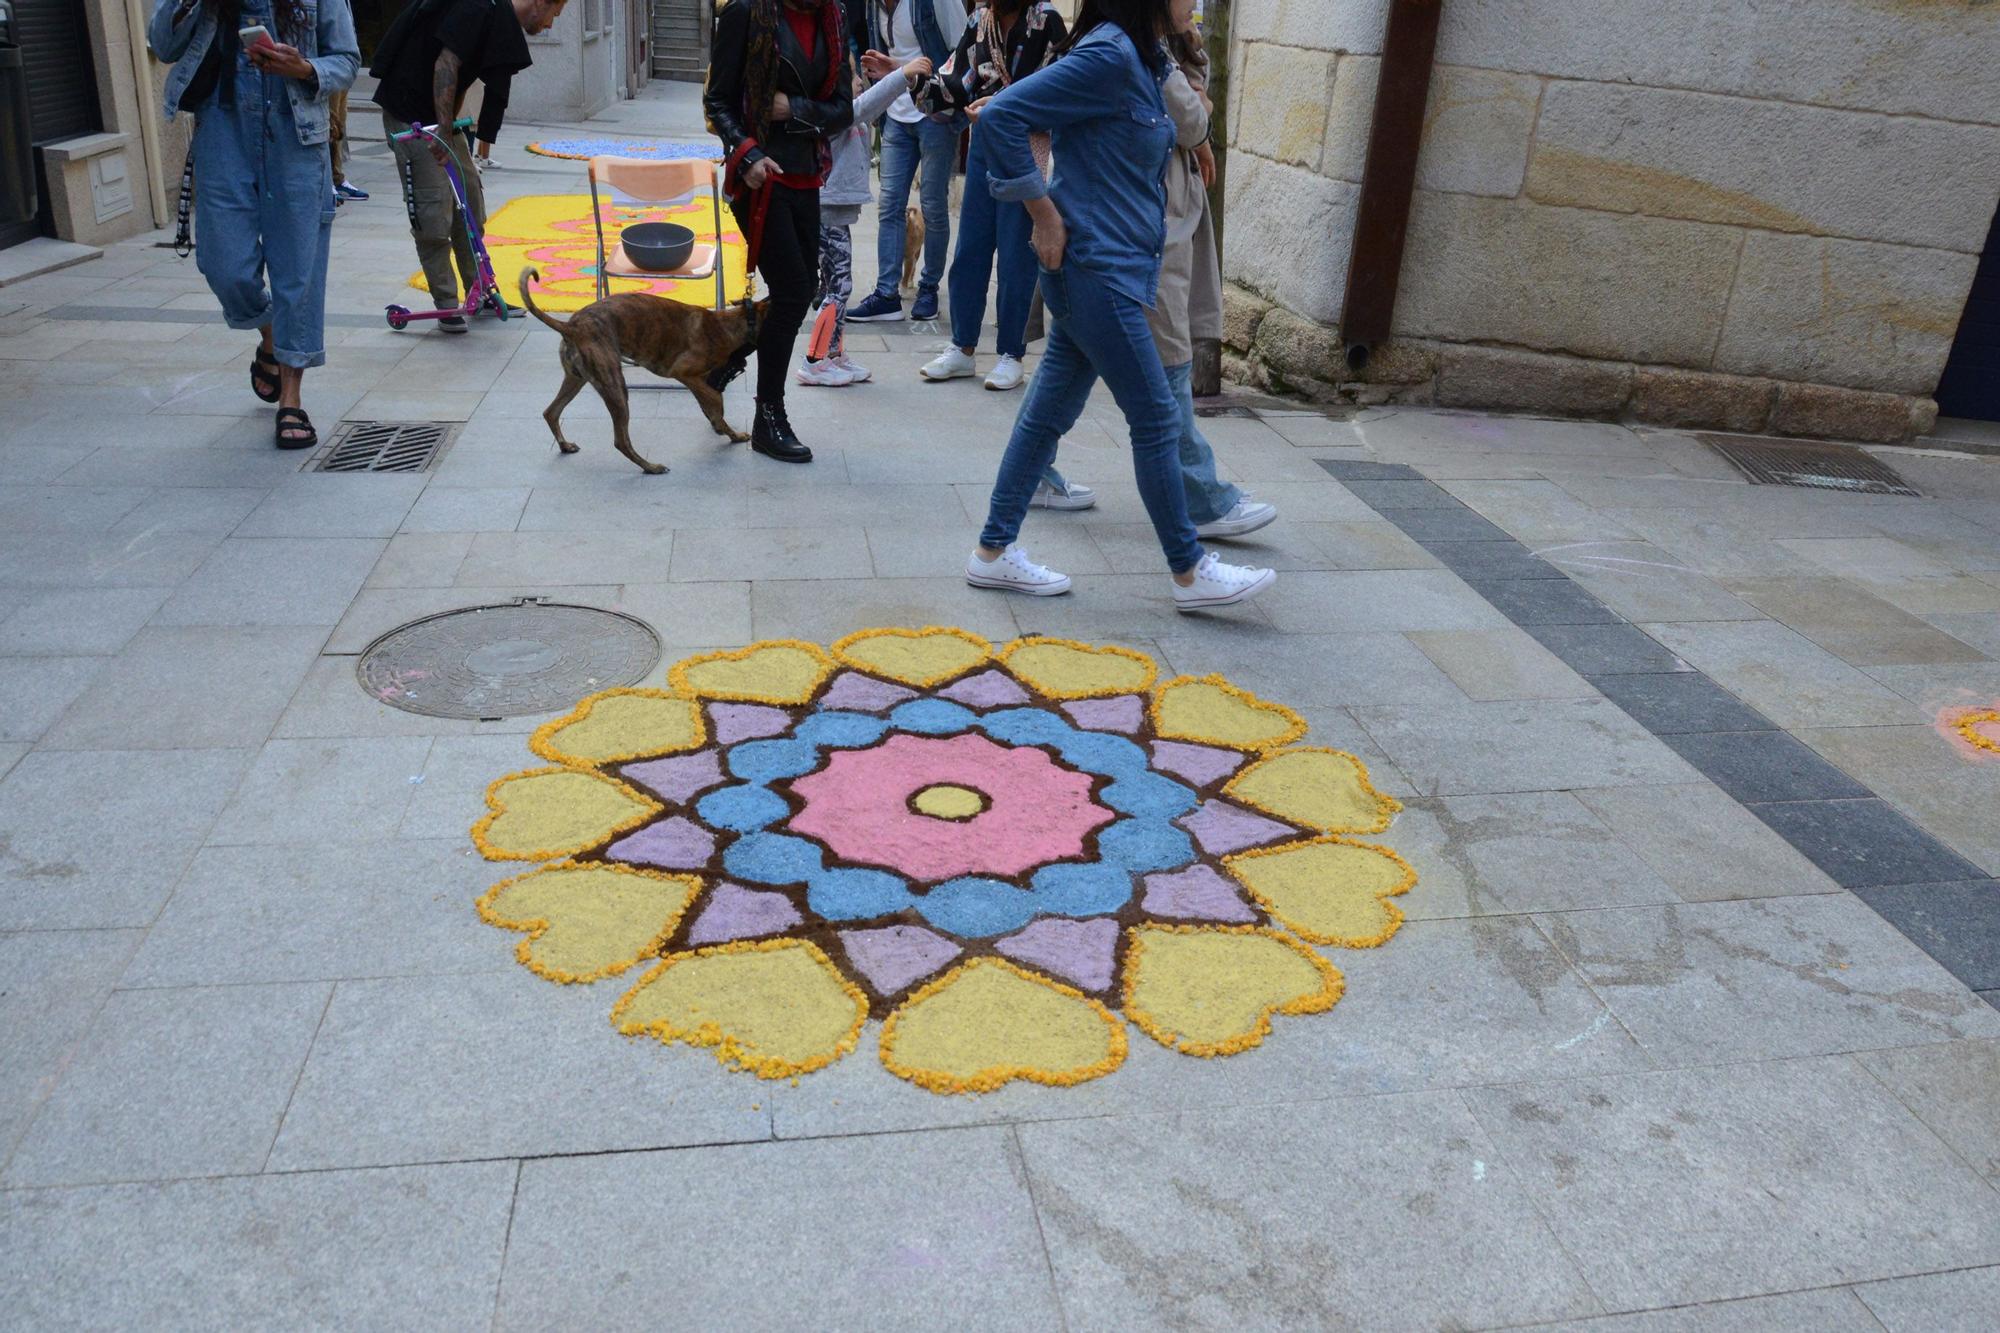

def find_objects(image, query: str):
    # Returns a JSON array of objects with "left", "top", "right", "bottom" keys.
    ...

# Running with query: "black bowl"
[{"left": 621, "top": 221, "right": 696, "bottom": 273}]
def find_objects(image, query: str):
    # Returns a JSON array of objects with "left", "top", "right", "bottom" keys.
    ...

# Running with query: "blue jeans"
[
  {"left": 981, "top": 263, "right": 1201, "bottom": 574},
  {"left": 949, "top": 141, "right": 1036, "bottom": 359},
  {"left": 191, "top": 61, "right": 335, "bottom": 368},
  {"left": 874, "top": 116, "right": 956, "bottom": 298},
  {"left": 1166, "top": 360, "right": 1245, "bottom": 524}
]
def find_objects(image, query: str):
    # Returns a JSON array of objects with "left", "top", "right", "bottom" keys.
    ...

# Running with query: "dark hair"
[
  {"left": 1064, "top": 0, "right": 1171, "bottom": 72},
  {"left": 1167, "top": 28, "right": 1205, "bottom": 76}
]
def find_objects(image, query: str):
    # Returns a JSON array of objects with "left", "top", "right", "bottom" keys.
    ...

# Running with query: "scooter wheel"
[{"left": 385, "top": 305, "right": 410, "bottom": 331}]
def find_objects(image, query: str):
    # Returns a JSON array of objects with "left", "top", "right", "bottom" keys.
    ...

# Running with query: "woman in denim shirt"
[
  {"left": 962, "top": 0, "right": 1273, "bottom": 611},
  {"left": 150, "top": 0, "right": 359, "bottom": 449}
]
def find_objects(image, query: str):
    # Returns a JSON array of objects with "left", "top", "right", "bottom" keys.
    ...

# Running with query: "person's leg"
[
  {"left": 328, "top": 90, "right": 347, "bottom": 187},
  {"left": 913, "top": 118, "right": 956, "bottom": 297},
  {"left": 978, "top": 269, "right": 1099, "bottom": 553},
  {"left": 992, "top": 199, "right": 1038, "bottom": 361},
  {"left": 946, "top": 147, "right": 997, "bottom": 354},
  {"left": 1057, "top": 267, "right": 1202, "bottom": 574},
  {"left": 192, "top": 104, "right": 274, "bottom": 337},
  {"left": 263, "top": 118, "right": 335, "bottom": 375},
  {"left": 744, "top": 186, "right": 819, "bottom": 406},
  {"left": 870, "top": 119, "right": 917, "bottom": 299},
  {"left": 824, "top": 223, "right": 853, "bottom": 360},
  {"left": 384, "top": 111, "right": 462, "bottom": 307},
  {"left": 1165, "top": 360, "right": 1244, "bottom": 525},
  {"left": 446, "top": 124, "right": 484, "bottom": 299}
]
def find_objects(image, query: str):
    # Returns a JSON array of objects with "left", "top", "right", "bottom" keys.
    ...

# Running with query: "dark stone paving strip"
[
  {"left": 47, "top": 303, "right": 388, "bottom": 330},
  {"left": 1317, "top": 454, "right": 2000, "bottom": 1003}
]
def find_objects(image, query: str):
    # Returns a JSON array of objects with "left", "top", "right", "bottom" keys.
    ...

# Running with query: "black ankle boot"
[{"left": 752, "top": 399, "right": 813, "bottom": 464}]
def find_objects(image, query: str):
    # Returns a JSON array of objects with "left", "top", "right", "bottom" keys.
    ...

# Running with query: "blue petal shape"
[
  {"left": 793, "top": 711, "right": 891, "bottom": 749},
  {"left": 806, "top": 867, "right": 917, "bottom": 920},
  {"left": 1098, "top": 819, "right": 1194, "bottom": 873},
  {"left": 1100, "top": 770, "right": 1199, "bottom": 818},
  {"left": 979, "top": 708, "right": 1074, "bottom": 748},
  {"left": 888, "top": 698, "right": 979, "bottom": 735},
  {"left": 723, "top": 831, "right": 824, "bottom": 885},
  {"left": 696, "top": 783, "right": 793, "bottom": 832},
  {"left": 726, "top": 737, "right": 824, "bottom": 783},
  {"left": 1030, "top": 862, "right": 1136, "bottom": 917},
  {"left": 1050, "top": 729, "right": 1151, "bottom": 779},
  {"left": 917, "top": 877, "right": 1041, "bottom": 938}
]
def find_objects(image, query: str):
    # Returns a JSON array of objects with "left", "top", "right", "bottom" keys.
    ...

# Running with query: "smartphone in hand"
[{"left": 238, "top": 24, "right": 275, "bottom": 52}]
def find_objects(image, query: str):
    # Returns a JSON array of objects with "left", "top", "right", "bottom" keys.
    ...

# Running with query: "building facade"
[{"left": 1219, "top": 0, "right": 2000, "bottom": 441}]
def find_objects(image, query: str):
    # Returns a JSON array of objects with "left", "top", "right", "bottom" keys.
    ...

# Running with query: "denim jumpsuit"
[
  {"left": 973, "top": 25, "right": 1199, "bottom": 573},
  {"left": 148, "top": 0, "right": 359, "bottom": 370}
]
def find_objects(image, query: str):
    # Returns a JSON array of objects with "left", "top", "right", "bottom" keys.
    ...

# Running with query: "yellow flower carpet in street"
[{"left": 470, "top": 630, "right": 1416, "bottom": 1094}]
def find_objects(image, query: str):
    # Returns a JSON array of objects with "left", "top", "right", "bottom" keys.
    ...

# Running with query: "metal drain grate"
[
  {"left": 1697, "top": 433, "right": 1919, "bottom": 497},
  {"left": 315, "top": 421, "right": 458, "bottom": 473},
  {"left": 356, "top": 600, "right": 661, "bottom": 719}
]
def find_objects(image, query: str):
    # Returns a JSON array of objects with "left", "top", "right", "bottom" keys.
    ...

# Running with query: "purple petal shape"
[
  {"left": 1148, "top": 739, "right": 1248, "bottom": 788},
  {"left": 709, "top": 702, "right": 792, "bottom": 744},
  {"left": 820, "top": 671, "right": 920, "bottom": 714},
  {"left": 685, "top": 882, "right": 804, "bottom": 945},
  {"left": 937, "top": 669, "right": 1030, "bottom": 709},
  {"left": 1060, "top": 695, "right": 1145, "bottom": 733},
  {"left": 996, "top": 917, "right": 1120, "bottom": 992},
  {"left": 607, "top": 815, "right": 716, "bottom": 870},
  {"left": 1141, "top": 863, "right": 1257, "bottom": 923},
  {"left": 620, "top": 748, "right": 726, "bottom": 805},
  {"left": 1176, "top": 799, "right": 1297, "bottom": 855},
  {"left": 839, "top": 924, "right": 962, "bottom": 996}
]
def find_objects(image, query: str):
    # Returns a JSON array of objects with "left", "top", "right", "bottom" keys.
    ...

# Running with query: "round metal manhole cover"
[{"left": 357, "top": 602, "right": 662, "bottom": 720}]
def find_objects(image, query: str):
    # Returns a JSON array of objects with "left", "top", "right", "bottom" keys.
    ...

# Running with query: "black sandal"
[
  {"left": 274, "top": 406, "right": 317, "bottom": 451},
  {"left": 250, "top": 348, "right": 281, "bottom": 403}
]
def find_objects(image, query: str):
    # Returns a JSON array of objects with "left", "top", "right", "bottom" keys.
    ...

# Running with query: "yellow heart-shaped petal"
[
  {"left": 529, "top": 688, "right": 705, "bottom": 766},
  {"left": 1225, "top": 747, "right": 1402, "bottom": 835},
  {"left": 667, "top": 640, "right": 833, "bottom": 705},
  {"left": 1224, "top": 836, "right": 1415, "bottom": 947},
  {"left": 471, "top": 766, "right": 660, "bottom": 861},
  {"left": 880, "top": 957, "right": 1127, "bottom": 1093},
  {"left": 611, "top": 938, "right": 867, "bottom": 1078},
  {"left": 1151, "top": 674, "right": 1306, "bottom": 752},
  {"left": 831, "top": 626, "right": 993, "bottom": 686},
  {"left": 998, "top": 637, "right": 1158, "bottom": 699},
  {"left": 1123, "top": 924, "right": 1342, "bottom": 1056},
  {"left": 479, "top": 862, "right": 701, "bottom": 983}
]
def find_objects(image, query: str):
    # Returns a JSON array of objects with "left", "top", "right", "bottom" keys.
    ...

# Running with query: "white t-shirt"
[{"left": 886, "top": 1, "right": 923, "bottom": 125}]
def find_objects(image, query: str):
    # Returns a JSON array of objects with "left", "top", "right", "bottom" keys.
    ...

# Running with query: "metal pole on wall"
[{"left": 1191, "top": 0, "right": 1229, "bottom": 397}]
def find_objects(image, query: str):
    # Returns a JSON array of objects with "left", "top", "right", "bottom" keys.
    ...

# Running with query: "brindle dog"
[{"left": 519, "top": 267, "right": 765, "bottom": 476}]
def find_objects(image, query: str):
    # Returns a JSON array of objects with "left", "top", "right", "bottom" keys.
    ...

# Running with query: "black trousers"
[{"left": 732, "top": 183, "right": 820, "bottom": 406}]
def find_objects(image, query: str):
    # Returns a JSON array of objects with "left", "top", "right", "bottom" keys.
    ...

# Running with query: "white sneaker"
[
  {"left": 1173, "top": 551, "right": 1276, "bottom": 611},
  {"left": 1028, "top": 479, "right": 1096, "bottom": 511},
  {"left": 1195, "top": 500, "right": 1278, "bottom": 539},
  {"left": 921, "top": 346, "right": 977, "bottom": 381},
  {"left": 833, "top": 355, "right": 871, "bottom": 383},
  {"left": 795, "top": 357, "right": 856, "bottom": 387},
  {"left": 984, "top": 354, "right": 1025, "bottom": 391},
  {"left": 966, "top": 545, "right": 1072, "bottom": 596}
]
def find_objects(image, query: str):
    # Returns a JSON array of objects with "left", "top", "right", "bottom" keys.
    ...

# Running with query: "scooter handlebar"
[{"left": 390, "top": 117, "right": 477, "bottom": 145}]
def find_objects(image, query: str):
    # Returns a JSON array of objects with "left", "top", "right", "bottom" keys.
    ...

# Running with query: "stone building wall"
[{"left": 1218, "top": 0, "right": 2000, "bottom": 440}]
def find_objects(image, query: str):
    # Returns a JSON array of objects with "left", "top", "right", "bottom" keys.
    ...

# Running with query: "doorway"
[{"left": 1937, "top": 204, "right": 2000, "bottom": 423}]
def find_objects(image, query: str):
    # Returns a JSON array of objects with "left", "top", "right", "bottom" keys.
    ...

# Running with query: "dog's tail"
[{"left": 517, "top": 267, "right": 573, "bottom": 339}]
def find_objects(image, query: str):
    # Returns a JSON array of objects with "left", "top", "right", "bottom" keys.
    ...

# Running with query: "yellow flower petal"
[
  {"left": 1225, "top": 747, "right": 1401, "bottom": 835},
  {"left": 1225, "top": 836, "right": 1415, "bottom": 947},
  {"left": 471, "top": 766, "right": 659, "bottom": 862},
  {"left": 667, "top": 640, "right": 833, "bottom": 705},
  {"left": 611, "top": 938, "right": 866, "bottom": 1079},
  {"left": 831, "top": 626, "right": 992, "bottom": 686},
  {"left": 529, "top": 688, "right": 705, "bottom": 766},
  {"left": 998, "top": 637, "right": 1157, "bottom": 699},
  {"left": 478, "top": 862, "right": 701, "bottom": 983},
  {"left": 1123, "top": 924, "right": 1342, "bottom": 1057},
  {"left": 880, "top": 957, "right": 1127, "bottom": 1093},
  {"left": 1151, "top": 674, "right": 1306, "bottom": 752}
]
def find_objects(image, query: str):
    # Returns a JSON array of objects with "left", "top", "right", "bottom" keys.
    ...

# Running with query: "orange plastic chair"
[{"left": 587, "top": 156, "right": 726, "bottom": 309}]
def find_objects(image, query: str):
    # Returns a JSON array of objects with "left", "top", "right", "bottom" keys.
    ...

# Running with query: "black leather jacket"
[{"left": 704, "top": 0, "right": 855, "bottom": 179}]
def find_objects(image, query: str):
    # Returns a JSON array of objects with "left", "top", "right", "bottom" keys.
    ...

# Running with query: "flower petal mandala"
[
  {"left": 999, "top": 637, "right": 1158, "bottom": 699},
  {"left": 668, "top": 640, "right": 834, "bottom": 705},
  {"left": 472, "top": 767, "right": 659, "bottom": 861},
  {"left": 529, "top": 688, "right": 705, "bottom": 766},
  {"left": 1151, "top": 675, "right": 1307, "bottom": 752},
  {"left": 1123, "top": 924, "right": 1342, "bottom": 1056},
  {"left": 1225, "top": 835, "right": 1416, "bottom": 948},
  {"left": 1225, "top": 747, "right": 1402, "bottom": 835},
  {"left": 478, "top": 862, "right": 700, "bottom": 983},
  {"left": 880, "top": 958, "right": 1127, "bottom": 1093},
  {"left": 611, "top": 939, "right": 867, "bottom": 1079},
  {"left": 831, "top": 625, "right": 992, "bottom": 686}
]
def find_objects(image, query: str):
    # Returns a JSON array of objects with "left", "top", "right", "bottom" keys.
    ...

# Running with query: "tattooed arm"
[{"left": 432, "top": 47, "right": 464, "bottom": 131}]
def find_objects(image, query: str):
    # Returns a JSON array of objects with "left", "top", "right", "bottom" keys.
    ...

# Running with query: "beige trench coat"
[{"left": 1146, "top": 65, "right": 1225, "bottom": 367}]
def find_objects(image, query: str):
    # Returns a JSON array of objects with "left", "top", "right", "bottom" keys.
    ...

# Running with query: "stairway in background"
[{"left": 651, "top": 0, "right": 708, "bottom": 83}]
